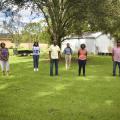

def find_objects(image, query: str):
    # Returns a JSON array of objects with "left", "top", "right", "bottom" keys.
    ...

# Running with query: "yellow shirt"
[{"left": 49, "top": 45, "right": 60, "bottom": 59}]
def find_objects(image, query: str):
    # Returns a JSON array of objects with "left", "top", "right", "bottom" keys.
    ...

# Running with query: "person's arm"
[
  {"left": 49, "top": 46, "right": 51, "bottom": 60},
  {"left": 86, "top": 51, "right": 88, "bottom": 61},
  {"left": 78, "top": 50, "right": 80, "bottom": 58},
  {"left": 70, "top": 48, "right": 73, "bottom": 55},
  {"left": 39, "top": 47, "right": 40, "bottom": 53},
  {"left": 0, "top": 49, "right": 2, "bottom": 59},
  {"left": 58, "top": 47, "right": 61, "bottom": 59},
  {"left": 7, "top": 49, "right": 9, "bottom": 60},
  {"left": 112, "top": 48, "right": 114, "bottom": 61},
  {"left": 49, "top": 51, "right": 51, "bottom": 60},
  {"left": 58, "top": 51, "right": 61, "bottom": 59},
  {"left": 86, "top": 50, "right": 87, "bottom": 56},
  {"left": 64, "top": 48, "right": 66, "bottom": 55}
]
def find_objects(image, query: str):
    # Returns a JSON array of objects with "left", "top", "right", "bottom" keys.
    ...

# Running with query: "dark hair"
[
  {"left": 33, "top": 42, "right": 39, "bottom": 47},
  {"left": 117, "top": 40, "right": 120, "bottom": 43},
  {"left": 80, "top": 44, "right": 86, "bottom": 49},
  {"left": 0, "top": 42, "right": 6, "bottom": 48}
]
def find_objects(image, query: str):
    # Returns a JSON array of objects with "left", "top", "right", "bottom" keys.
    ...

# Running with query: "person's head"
[
  {"left": 0, "top": 42, "right": 6, "bottom": 48},
  {"left": 117, "top": 40, "right": 120, "bottom": 47},
  {"left": 80, "top": 44, "right": 86, "bottom": 49},
  {"left": 67, "top": 43, "right": 70, "bottom": 48},
  {"left": 33, "top": 42, "right": 39, "bottom": 47},
  {"left": 53, "top": 40, "right": 57, "bottom": 46}
]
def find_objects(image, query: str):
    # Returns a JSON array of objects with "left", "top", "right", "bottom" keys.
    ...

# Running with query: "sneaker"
[
  {"left": 36, "top": 68, "right": 39, "bottom": 71},
  {"left": 34, "top": 68, "right": 36, "bottom": 72}
]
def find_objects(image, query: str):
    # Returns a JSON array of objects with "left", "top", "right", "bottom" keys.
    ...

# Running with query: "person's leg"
[
  {"left": 83, "top": 60, "right": 86, "bottom": 76},
  {"left": 33, "top": 55, "right": 36, "bottom": 71},
  {"left": 78, "top": 60, "right": 82, "bottom": 76},
  {"left": 36, "top": 55, "right": 39, "bottom": 71},
  {"left": 68, "top": 55, "right": 71, "bottom": 69},
  {"left": 66, "top": 55, "right": 69, "bottom": 70},
  {"left": 65, "top": 55, "right": 68, "bottom": 70},
  {"left": 6, "top": 61, "right": 10, "bottom": 76},
  {"left": 55, "top": 59, "right": 58, "bottom": 75},
  {"left": 0, "top": 61, "right": 5, "bottom": 75},
  {"left": 113, "top": 61, "right": 117, "bottom": 76},
  {"left": 50, "top": 59, "right": 54, "bottom": 76},
  {"left": 118, "top": 62, "right": 120, "bottom": 76}
]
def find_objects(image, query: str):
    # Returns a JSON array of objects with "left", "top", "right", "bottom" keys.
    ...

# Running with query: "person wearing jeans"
[
  {"left": 33, "top": 42, "right": 40, "bottom": 72},
  {"left": 50, "top": 59, "right": 58, "bottom": 76},
  {"left": 112, "top": 41, "right": 120, "bottom": 76},
  {"left": 78, "top": 44, "right": 87, "bottom": 76},
  {"left": 49, "top": 40, "right": 60, "bottom": 76},
  {"left": 78, "top": 60, "right": 86, "bottom": 76},
  {"left": 33, "top": 55, "right": 39, "bottom": 71}
]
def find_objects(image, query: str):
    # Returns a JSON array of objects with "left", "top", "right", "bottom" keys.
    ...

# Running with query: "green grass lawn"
[{"left": 0, "top": 55, "right": 120, "bottom": 120}]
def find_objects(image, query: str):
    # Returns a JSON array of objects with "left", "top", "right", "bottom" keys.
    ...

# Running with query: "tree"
[
  {"left": 2, "top": 7, "right": 23, "bottom": 48},
  {"left": 2, "top": 0, "right": 120, "bottom": 45},
  {"left": 87, "top": 0, "right": 120, "bottom": 40},
  {"left": 4, "top": 0, "right": 90, "bottom": 47},
  {"left": 21, "top": 21, "right": 50, "bottom": 43}
]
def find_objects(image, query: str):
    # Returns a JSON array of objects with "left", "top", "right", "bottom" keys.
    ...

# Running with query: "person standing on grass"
[
  {"left": 64, "top": 43, "right": 73, "bottom": 70},
  {"left": 112, "top": 40, "right": 120, "bottom": 76},
  {"left": 0, "top": 42, "right": 10, "bottom": 76},
  {"left": 33, "top": 42, "right": 40, "bottom": 72},
  {"left": 49, "top": 40, "right": 60, "bottom": 76},
  {"left": 78, "top": 44, "right": 87, "bottom": 76}
]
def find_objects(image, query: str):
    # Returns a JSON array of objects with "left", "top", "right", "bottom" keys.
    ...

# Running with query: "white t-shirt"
[
  {"left": 33, "top": 46, "right": 40, "bottom": 55},
  {"left": 49, "top": 45, "right": 60, "bottom": 59}
]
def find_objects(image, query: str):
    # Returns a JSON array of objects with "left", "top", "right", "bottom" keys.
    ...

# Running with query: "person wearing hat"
[
  {"left": 112, "top": 40, "right": 120, "bottom": 76},
  {"left": 49, "top": 40, "right": 61, "bottom": 76}
]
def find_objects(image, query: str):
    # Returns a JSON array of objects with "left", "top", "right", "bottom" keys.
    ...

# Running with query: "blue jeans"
[
  {"left": 50, "top": 59, "right": 59, "bottom": 76},
  {"left": 113, "top": 61, "right": 120, "bottom": 76},
  {"left": 78, "top": 60, "right": 86, "bottom": 76},
  {"left": 33, "top": 55, "right": 39, "bottom": 68}
]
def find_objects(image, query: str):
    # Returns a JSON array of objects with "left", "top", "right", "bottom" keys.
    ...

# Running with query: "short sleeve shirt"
[
  {"left": 78, "top": 49, "right": 87, "bottom": 60},
  {"left": 112, "top": 47, "right": 120, "bottom": 62},
  {"left": 33, "top": 46, "right": 40, "bottom": 55},
  {"left": 49, "top": 45, "right": 60, "bottom": 59},
  {"left": 64, "top": 47, "right": 72, "bottom": 55},
  {"left": 0, "top": 48, "right": 9, "bottom": 61}
]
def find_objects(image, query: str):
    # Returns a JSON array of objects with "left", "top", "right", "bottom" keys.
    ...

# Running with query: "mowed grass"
[{"left": 0, "top": 55, "right": 120, "bottom": 120}]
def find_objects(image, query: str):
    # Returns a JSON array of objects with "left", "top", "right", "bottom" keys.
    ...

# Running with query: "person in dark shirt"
[{"left": 0, "top": 42, "right": 9, "bottom": 76}]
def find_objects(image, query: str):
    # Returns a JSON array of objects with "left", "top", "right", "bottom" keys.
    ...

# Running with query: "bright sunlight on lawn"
[{"left": 0, "top": 55, "right": 120, "bottom": 120}]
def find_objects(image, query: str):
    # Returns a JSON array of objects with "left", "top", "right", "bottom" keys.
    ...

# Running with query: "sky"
[{"left": 0, "top": 4, "right": 43, "bottom": 34}]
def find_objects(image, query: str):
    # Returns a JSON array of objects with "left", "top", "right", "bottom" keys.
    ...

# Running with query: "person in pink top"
[
  {"left": 78, "top": 44, "right": 87, "bottom": 76},
  {"left": 112, "top": 41, "right": 120, "bottom": 76}
]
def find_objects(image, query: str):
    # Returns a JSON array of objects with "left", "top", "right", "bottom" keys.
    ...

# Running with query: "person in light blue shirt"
[
  {"left": 64, "top": 43, "right": 73, "bottom": 70},
  {"left": 33, "top": 42, "right": 40, "bottom": 72}
]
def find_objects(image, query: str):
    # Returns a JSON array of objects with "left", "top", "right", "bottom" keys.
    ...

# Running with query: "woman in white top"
[{"left": 33, "top": 42, "right": 40, "bottom": 72}]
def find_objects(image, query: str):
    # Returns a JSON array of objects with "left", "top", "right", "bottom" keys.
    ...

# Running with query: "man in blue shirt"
[{"left": 64, "top": 43, "right": 73, "bottom": 70}]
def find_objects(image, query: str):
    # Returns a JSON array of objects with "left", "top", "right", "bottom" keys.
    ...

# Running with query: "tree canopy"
[{"left": 1, "top": 0, "right": 120, "bottom": 46}]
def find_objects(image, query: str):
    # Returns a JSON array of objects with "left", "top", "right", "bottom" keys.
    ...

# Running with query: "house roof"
[
  {"left": 62, "top": 32, "right": 103, "bottom": 41},
  {"left": 82, "top": 32, "right": 102, "bottom": 39}
]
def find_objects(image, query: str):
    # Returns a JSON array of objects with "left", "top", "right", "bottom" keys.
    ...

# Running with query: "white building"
[{"left": 61, "top": 32, "right": 115, "bottom": 54}]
